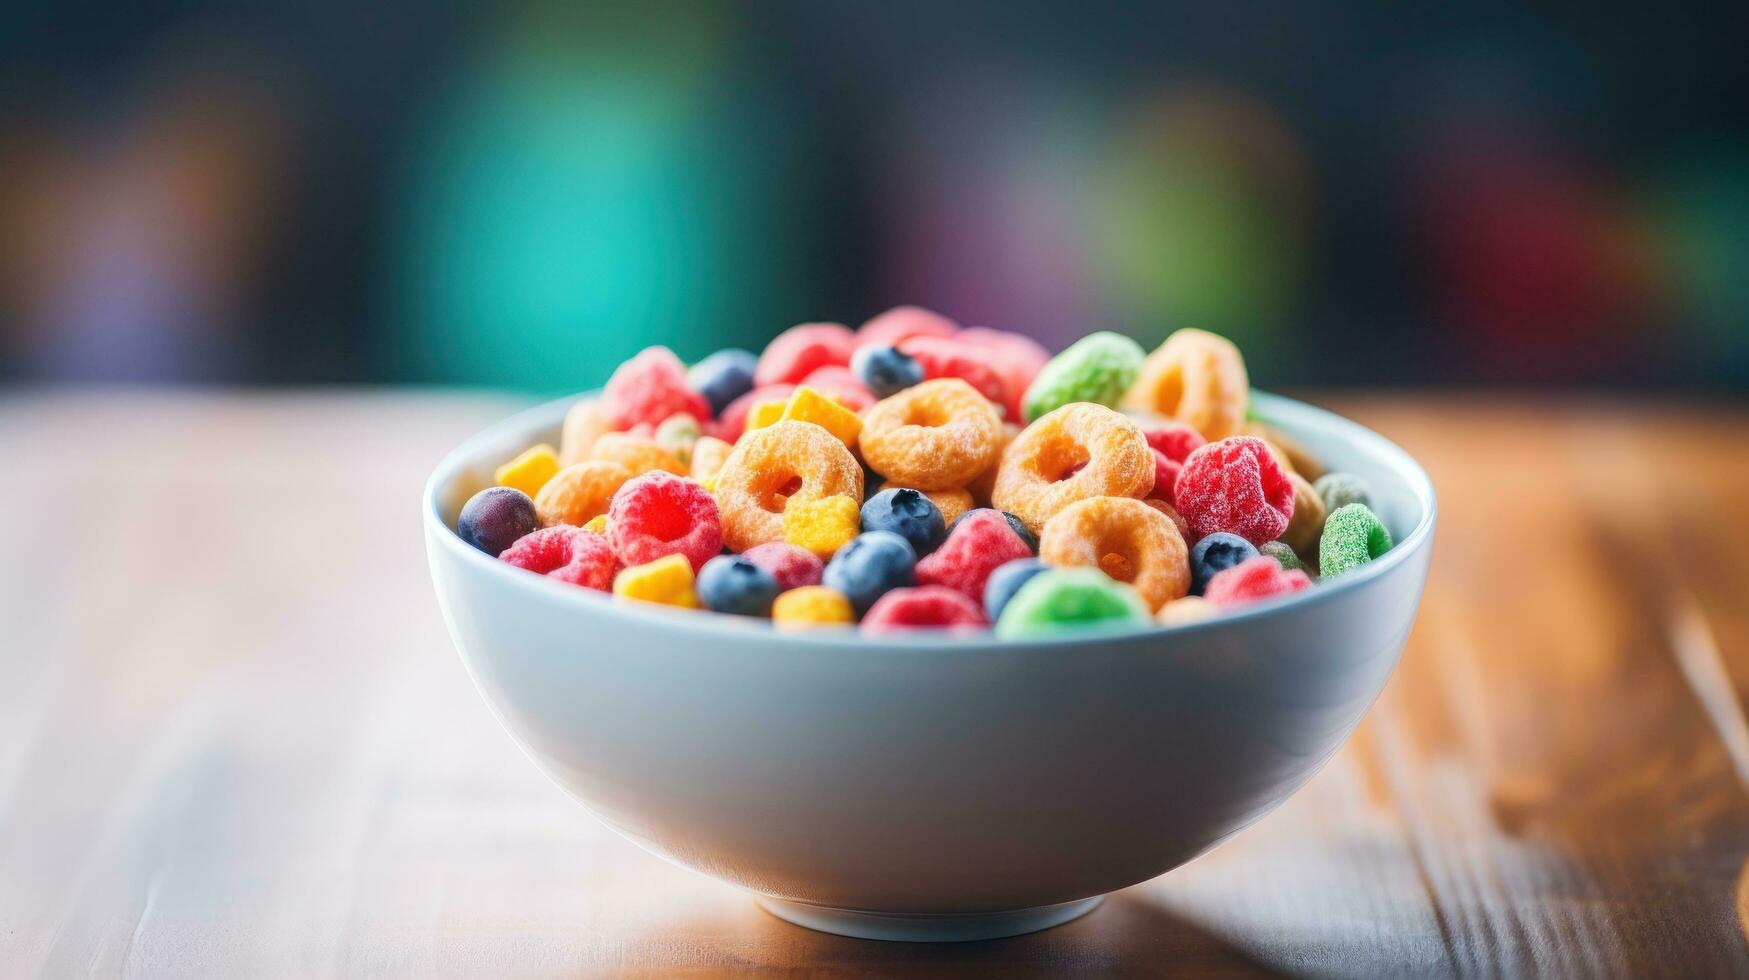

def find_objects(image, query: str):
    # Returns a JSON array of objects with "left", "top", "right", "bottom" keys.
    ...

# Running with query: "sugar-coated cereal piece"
[
  {"left": 1241, "top": 422, "right": 1324, "bottom": 481},
  {"left": 687, "top": 348, "right": 758, "bottom": 417},
  {"left": 994, "top": 567, "right": 1151, "bottom": 638},
  {"left": 608, "top": 471, "right": 723, "bottom": 572},
  {"left": 741, "top": 542, "right": 825, "bottom": 591},
  {"left": 851, "top": 344, "right": 926, "bottom": 399},
  {"left": 965, "top": 422, "right": 1018, "bottom": 506},
  {"left": 582, "top": 514, "right": 609, "bottom": 535},
  {"left": 823, "top": 531, "right": 918, "bottom": 614},
  {"left": 915, "top": 508, "right": 1034, "bottom": 602},
  {"left": 1319, "top": 503, "right": 1393, "bottom": 578},
  {"left": 613, "top": 553, "right": 699, "bottom": 608},
  {"left": 956, "top": 326, "right": 1050, "bottom": 421},
  {"left": 991, "top": 402, "right": 1153, "bottom": 533},
  {"left": 654, "top": 413, "right": 701, "bottom": 468},
  {"left": 1021, "top": 331, "right": 1146, "bottom": 422},
  {"left": 559, "top": 399, "right": 615, "bottom": 465},
  {"left": 1141, "top": 497, "right": 1190, "bottom": 542},
  {"left": 500, "top": 524, "right": 618, "bottom": 591},
  {"left": 535, "top": 460, "right": 635, "bottom": 527},
  {"left": 797, "top": 365, "right": 876, "bottom": 412},
  {"left": 783, "top": 493, "right": 862, "bottom": 559},
  {"left": 983, "top": 557, "right": 1048, "bottom": 622},
  {"left": 860, "top": 487, "right": 947, "bottom": 557},
  {"left": 1259, "top": 540, "right": 1307, "bottom": 573},
  {"left": 898, "top": 335, "right": 1011, "bottom": 412},
  {"left": 755, "top": 322, "right": 856, "bottom": 387},
  {"left": 1138, "top": 421, "right": 1206, "bottom": 507},
  {"left": 601, "top": 346, "right": 711, "bottom": 431},
  {"left": 856, "top": 305, "right": 959, "bottom": 350},
  {"left": 781, "top": 386, "right": 863, "bottom": 447},
  {"left": 859, "top": 378, "right": 1005, "bottom": 490},
  {"left": 689, "top": 435, "right": 734, "bottom": 483},
  {"left": 1279, "top": 472, "right": 1327, "bottom": 557},
  {"left": 745, "top": 398, "right": 788, "bottom": 434},
  {"left": 458, "top": 486, "right": 540, "bottom": 556},
  {"left": 861, "top": 586, "right": 988, "bottom": 633},
  {"left": 1124, "top": 328, "right": 1248, "bottom": 440},
  {"left": 1038, "top": 496, "right": 1190, "bottom": 612},
  {"left": 1189, "top": 532, "right": 1260, "bottom": 595},
  {"left": 494, "top": 443, "right": 561, "bottom": 499},
  {"left": 713, "top": 421, "right": 863, "bottom": 552},
  {"left": 590, "top": 432, "right": 687, "bottom": 477},
  {"left": 948, "top": 507, "right": 1039, "bottom": 554},
  {"left": 1173, "top": 436, "right": 1295, "bottom": 545},
  {"left": 715, "top": 383, "right": 795, "bottom": 443},
  {"left": 696, "top": 554, "right": 781, "bottom": 617},
  {"left": 1314, "top": 472, "right": 1373, "bottom": 514},
  {"left": 1204, "top": 555, "right": 1313, "bottom": 607},
  {"left": 1157, "top": 595, "right": 1218, "bottom": 626},
  {"left": 772, "top": 585, "right": 854, "bottom": 630}
]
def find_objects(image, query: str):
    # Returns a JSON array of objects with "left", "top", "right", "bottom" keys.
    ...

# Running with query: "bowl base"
[{"left": 756, "top": 895, "right": 1104, "bottom": 942}]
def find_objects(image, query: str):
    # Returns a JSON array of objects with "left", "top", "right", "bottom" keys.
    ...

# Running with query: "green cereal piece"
[
  {"left": 1259, "top": 540, "right": 1307, "bottom": 574},
  {"left": 995, "top": 567, "right": 1151, "bottom": 638},
  {"left": 1021, "top": 331, "right": 1146, "bottom": 423},
  {"left": 655, "top": 412, "right": 702, "bottom": 467},
  {"left": 1314, "top": 472, "right": 1372, "bottom": 514},
  {"left": 1319, "top": 503, "right": 1393, "bottom": 578}
]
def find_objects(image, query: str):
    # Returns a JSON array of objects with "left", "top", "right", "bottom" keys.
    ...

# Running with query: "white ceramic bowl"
[{"left": 425, "top": 391, "right": 1435, "bottom": 941}]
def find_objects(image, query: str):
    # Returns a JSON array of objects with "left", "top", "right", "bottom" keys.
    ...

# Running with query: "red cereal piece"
[
  {"left": 1203, "top": 555, "right": 1313, "bottom": 607},
  {"left": 755, "top": 322, "right": 856, "bottom": 387},
  {"left": 600, "top": 347, "right": 710, "bottom": 431},
  {"left": 861, "top": 585, "right": 988, "bottom": 633},
  {"left": 608, "top": 471, "right": 723, "bottom": 572},
  {"left": 1173, "top": 436, "right": 1296, "bottom": 545},
  {"left": 714, "top": 383, "right": 795, "bottom": 443},
  {"left": 914, "top": 509, "right": 1034, "bottom": 601},
  {"left": 956, "top": 327, "right": 1050, "bottom": 421},
  {"left": 798, "top": 364, "right": 876, "bottom": 411},
  {"left": 898, "top": 335, "right": 1011, "bottom": 413},
  {"left": 499, "top": 525, "right": 618, "bottom": 591},
  {"left": 856, "top": 305, "right": 960, "bottom": 350},
  {"left": 1138, "top": 421, "right": 1207, "bottom": 507},
  {"left": 741, "top": 542, "right": 825, "bottom": 591}
]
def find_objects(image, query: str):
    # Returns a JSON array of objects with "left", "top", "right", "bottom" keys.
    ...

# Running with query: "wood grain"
[{"left": 1, "top": 391, "right": 1745, "bottom": 977}]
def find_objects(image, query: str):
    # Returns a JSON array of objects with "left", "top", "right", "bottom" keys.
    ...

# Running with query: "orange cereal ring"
[
  {"left": 1124, "top": 328, "right": 1248, "bottom": 441},
  {"left": 1142, "top": 497, "right": 1190, "bottom": 542},
  {"left": 689, "top": 435, "right": 734, "bottom": 483},
  {"left": 965, "top": 422, "right": 1018, "bottom": 506},
  {"left": 877, "top": 481, "right": 974, "bottom": 525},
  {"left": 1278, "top": 471, "right": 1327, "bottom": 557},
  {"left": 713, "top": 421, "right": 863, "bottom": 552},
  {"left": 991, "top": 403, "right": 1153, "bottom": 533},
  {"left": 858, "top": 378, "right": 1004, "bottom": 490},
  {"left": 534, "top": 460, "right": 634, "bottom": 527},
  {"left": 590, "top": 432, "right": 687, "bottom": 477},
  {"left": 559, "top": 398, "right": 615, "bottom": 465},
  {"left": 1039, "top": 495, "right": 1189, "bottom": 612}
]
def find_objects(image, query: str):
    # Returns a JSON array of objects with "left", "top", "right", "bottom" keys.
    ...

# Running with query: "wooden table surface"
[{"left": 3, "top": 390, "right": 1746, "bottom": 978}]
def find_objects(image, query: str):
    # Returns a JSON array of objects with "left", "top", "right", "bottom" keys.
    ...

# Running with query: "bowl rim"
[{"left": 425, "top": 389, "right": 1436, "bottom": 650}]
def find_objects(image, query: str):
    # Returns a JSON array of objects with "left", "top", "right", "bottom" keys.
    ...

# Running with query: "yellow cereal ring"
[
  {"left": 877, "top": 481, "right": 973, "bottom": 525},
  {"left": 991, "top": 403, "right": 1153, "bottom": 533},
  {"left": 590, "top": 432, "right": 687, "bottom": 477},
  {"left": 713, "top": 421, "right": 863, "bottom": 552},
  {"left": 1124, "top": 328, "right": 1249, "bottom": 441},
  {"left": 782, "top": 386, "right": 863, "bottom": 448},
  {"left": 772, "top": 585, "right": 854, "bottom": 630},
  {"left": 535, "top": 461, "right": 634, "bottom": 527},
  {"left": 613, "top": 553, "right": 699, "bottom": 608},
  {"left": 782, "top": 494, "right": 861, "bottom": 559},
  {"left": 1039, "top": 495, "right": 1190, "bottom": 612},
  {"left": 559, "top": 399, "right": 615, "bottom": 465},
  {"left": 494, "top": 443, "right": 560, "bottom": 498},
  {"left": 1278, "top": 472, "right": 1327, "bottom": 557},
  {"left": 689, "top": 435, "right": 734, "bottom": 483},
  {"left": 859, "top": 378, "right": 1004, "bottom": 490}
]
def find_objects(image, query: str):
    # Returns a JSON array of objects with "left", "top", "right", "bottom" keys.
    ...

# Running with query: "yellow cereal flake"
[
  {"left": 746, "top": 398, "right": 788, "bottom": 433},
  {"left": 494, "top": 444, "right": 560, "bottom": 498},
  {"left": 581, "top": 514, "right": 609, "bottom": 535},
  {"left": 782, "top": 494, "right": 861, "bottom": 559},
  {"left": 781, "top": 386, "right": 863, "bottom": 447},
  {"left": 612, "top": 553, "right": 698, "bottom": 608},
  {"left": 772, "top": 586, "right": 854, "bottom": 630}
]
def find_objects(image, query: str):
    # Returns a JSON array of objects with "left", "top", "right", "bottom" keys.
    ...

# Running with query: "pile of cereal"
[{"left": 454, "top": 307, "right": 1395, "bottom": 635}]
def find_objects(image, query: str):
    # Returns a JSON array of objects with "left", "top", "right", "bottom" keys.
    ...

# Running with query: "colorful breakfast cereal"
[{"left": 1319, "top": 503, "right": 1393, "bottom": 578}]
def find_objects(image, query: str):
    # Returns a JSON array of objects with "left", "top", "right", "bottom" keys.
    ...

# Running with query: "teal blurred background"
[{"left": 1, "top": 1, "right": 1744, "bottom": 393}]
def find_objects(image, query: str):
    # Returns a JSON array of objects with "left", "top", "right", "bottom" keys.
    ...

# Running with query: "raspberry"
[
  {"left": 755, "top": 322, "right": 856, "bottom": 387},
  {"left": 914, "top": 509, "right": 1033, "bottom": 602},
  {"left": 1172, "top": 436, "right": 1295, "bottom": 546},
  {"left": 797, "top": 365, "right": 875, "bottom": 411},
  {"left": 741, "top": 542, "right": 825, "bottom": 591},
  {"left": 608, "top": 471, "right": 723, "bottom": 572},
  {"left": 898, "top": 335, "right": 1010, "bottom": 412},
  {"left": 1203, "top": 556, "right": 1312, "bottom": 607},
  {"left": 713, "top": 383, "right": 795, "bottom": 443},
  {"left": 600, "top": 346, "right": 711, "bottom": 431},
  {"left": 499, "top": 525, "right": 618, "bottom": 591},
  {"left": 855, "top": 305, "right": 959, "bottom": 350},
  {"left": 861, "top": 585, "right": 987, "bottom": 633},
  {"left": 1138, "top": 421, "right": 1206, "bottom": 508}
]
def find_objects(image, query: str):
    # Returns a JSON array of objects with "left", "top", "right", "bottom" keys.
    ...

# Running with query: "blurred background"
[{"left": 1, "top": 0, "right": 1744, "bottom": 394}]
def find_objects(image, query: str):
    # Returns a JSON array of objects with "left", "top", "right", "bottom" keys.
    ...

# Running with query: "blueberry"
[
  {"left": 822, "top": 531, "right": 917, "bottom": 614},
  {"left": 697, "top": 555, "right": 780, "bottom": 616},
  {"left": 949, "top": 508, "right": 1038, "bottom": 554},
  {"left": 850, "top": 344, "right": 925, "bottom": 399},
  {"left": 983, "top": 558, "right": 1048, "bottom": 621},
  {"left": 1189, "top": 532, "right": 1260, "bottom": 594},
  {"left": 860, "top": 488, "right": 946, "bottom": 555},
  {"left": 686, "top": 349, "right": 757, "bottom": 417},
  {"left": 457, "top": 486, "right": 539, "bottom": 557}
]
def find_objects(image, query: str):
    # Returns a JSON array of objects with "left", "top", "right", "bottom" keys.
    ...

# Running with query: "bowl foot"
[{"left": 756, "top": 895, "right": 1104, "bottom": 942}]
